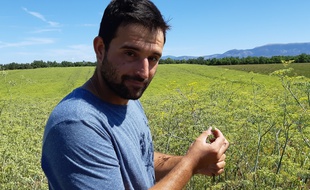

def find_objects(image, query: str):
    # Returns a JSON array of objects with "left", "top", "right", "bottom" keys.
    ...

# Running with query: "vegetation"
[
  {"left": 220, "top": 62, "right": 310, "bottom": 78},
  {"left": 0, "top": 60, "right": 96, "bottom": 70},
  {"left": 1, "top": 64, "right": 309, "bottom": 189},
  {"left": 143, "top": 63, "right": 310, "bottom": 189},
  {"left": 160, "top": 53, "right": 310, "bottom": 65},
  {"left": 0, "top": 67, "right": 94, "bottom": 189},
  {"left": 1, "top": 53, "right": 310, "bottom": 70}
]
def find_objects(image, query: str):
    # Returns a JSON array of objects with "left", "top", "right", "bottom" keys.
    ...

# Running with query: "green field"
[
  {"left": 220, "top": 62, "right": 310, "bottom": 78},
  {"left": 1, "top": 64, "right": 309, "bottom": 189}
]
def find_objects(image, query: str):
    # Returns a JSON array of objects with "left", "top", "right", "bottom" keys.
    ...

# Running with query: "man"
[{"left": 41, "top": 0, "right": 229, "bottom": 189}]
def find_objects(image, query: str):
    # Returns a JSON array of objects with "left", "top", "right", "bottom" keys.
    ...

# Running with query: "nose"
[{"left": 136, "top": 58, "right": 149, "bottom": 79}]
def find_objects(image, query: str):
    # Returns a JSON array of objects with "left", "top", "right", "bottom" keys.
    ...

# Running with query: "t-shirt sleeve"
[{"left": 41, "top": 120, "right": 124, "bottom": 190}]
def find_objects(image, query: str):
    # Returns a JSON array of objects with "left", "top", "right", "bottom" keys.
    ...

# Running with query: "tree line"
[
  {"left": 1, "top": 53, "right": 310, "bottom": 70},
  {"left": 0, "top": 60, "right": 96, "bottom": 70},
  {"left": 160, "top": 53, "right": 310, "bottom": 65}
]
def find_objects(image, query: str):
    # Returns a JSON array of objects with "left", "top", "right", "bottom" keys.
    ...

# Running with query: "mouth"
[
  {"left": 123, "top": 76, "right": 148, "bottom": 88},
  {"left": 125, "top": 78, "right": 147, "bottom": 88}
]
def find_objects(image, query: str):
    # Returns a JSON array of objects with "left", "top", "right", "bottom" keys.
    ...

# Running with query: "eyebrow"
[{"left": 120, "top": 44, "right": 162, "bottom": 58}]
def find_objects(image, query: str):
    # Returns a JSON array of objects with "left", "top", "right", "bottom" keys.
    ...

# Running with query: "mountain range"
[{"left": 163, "top": 42, "right": 310, "bottom": 60}]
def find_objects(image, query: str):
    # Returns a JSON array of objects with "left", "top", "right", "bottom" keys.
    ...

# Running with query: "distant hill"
[
  {"left": 163, "top": 42, "right": 310, "bottom": 60},
  {"left": 162, "top": 55, "right": 198, "bottom": 60}
]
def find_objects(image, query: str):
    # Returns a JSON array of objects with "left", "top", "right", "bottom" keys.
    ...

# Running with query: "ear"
[{"left": 93, "top": 36, "right": 105, "bottom": 64}]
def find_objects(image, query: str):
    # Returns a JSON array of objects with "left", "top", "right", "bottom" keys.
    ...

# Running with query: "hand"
[
  {"left": 184, "top": 127, "right": 229, "bottom": 175},
  {"left": 196, "top": 153, "right": 226, "bottom": 176}
]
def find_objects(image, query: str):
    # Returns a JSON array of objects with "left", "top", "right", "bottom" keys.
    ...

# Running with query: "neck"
[{"left": 82, "top": 74, "right": 129, "bottom": 105}]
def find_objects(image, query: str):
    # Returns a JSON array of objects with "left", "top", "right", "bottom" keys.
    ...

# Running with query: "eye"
[
  {"left": 148, "top": 56, "right": 160, "bottom": 63},
  {"left": 125, "top": 51, "right": 135, "bottom": 57}
]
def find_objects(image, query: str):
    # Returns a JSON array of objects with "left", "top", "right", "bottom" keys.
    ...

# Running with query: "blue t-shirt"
[{"left": 41, "top": 88, "right": 155, "bottom": 190}]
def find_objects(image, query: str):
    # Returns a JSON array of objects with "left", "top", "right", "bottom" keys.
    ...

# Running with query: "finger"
[
  {"left": 198, "top": 129, "right": 228, "bottom": 158},
  {"left": 209, "top": 161, "right": 226, "bottom": 175},
  {"left": 215, "top": 160, "right": 226, "bottom": 170},
  {"left": 218, "top": 139, "right": 229, "bottom": 155},
  {"left": 212, "top": 128, "right": 224, "bottom": 139},
  {"left": 218, "top": 154, "right": 226, "bottom": 162},
  {"left": 209, "top": 160, "right": 226, "bottom": 170},
  {"left": 211, "top": 128, "right": 229, "bottom": 154},
  {"left": 212, "top": 168, "right": 225, "bottom": 176},
  {"left": 200, "top": 128, "right": 213, "bottom": 137},
  {"left": 197, "top": 129, "right": 213, "bottom": 143},
  {"left": 197, "top": 163, "right": 225, "bottom": 176},
  {"left": 212, "top": 135, "right": 226, "bottom": 148}
]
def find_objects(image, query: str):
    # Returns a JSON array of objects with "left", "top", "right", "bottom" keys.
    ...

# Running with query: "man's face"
[{"left": 100, "top": 24, "right": 164, "bottom": 100}]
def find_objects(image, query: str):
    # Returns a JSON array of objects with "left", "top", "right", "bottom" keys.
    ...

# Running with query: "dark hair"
[{"left": 98, "top": 0, "right": 170, "bottom": 51}]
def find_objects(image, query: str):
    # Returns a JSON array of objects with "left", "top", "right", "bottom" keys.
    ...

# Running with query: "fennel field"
[
  {"left": 0, "top": 64, "right": 309, "bottom": 189},
  {"left": 220, "top": 63, "right": 310, "bottom": 78}
]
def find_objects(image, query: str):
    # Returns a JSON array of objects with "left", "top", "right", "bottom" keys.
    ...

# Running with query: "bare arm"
[
  {"left": 150, "top": 127, "right": 229, "bottom": 190},
  {"left": 154, "top": 152, "right": 182, "bottom": 182}
]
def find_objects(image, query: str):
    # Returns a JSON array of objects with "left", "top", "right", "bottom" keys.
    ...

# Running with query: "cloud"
[
  {"left": 22, "top": 7, "right": 60, "bottom": 27},
  {"left": 31, "top": 29, "right": 62, "bottom": 34},
  {"left": 0, "top": 38, "right": 55, "bottom": 48},
  {"left": 22, "top": 7, "right": 45, "bottom": 21},
  {"left": 48, "top": 21, "right": 60, "bottom": 27}
]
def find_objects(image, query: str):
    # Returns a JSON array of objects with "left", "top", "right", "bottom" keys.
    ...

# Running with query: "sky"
[{"left": 1, "top": 0, "right": 310, "bottom": 64}]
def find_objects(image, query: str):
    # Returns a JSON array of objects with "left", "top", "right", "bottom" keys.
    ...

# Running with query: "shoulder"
[
  {"left": 43, "top": 88, "right": 109, "bottom": 142},
  {"left": 50, "top": 87, "right": 104, "bottom": 121}
]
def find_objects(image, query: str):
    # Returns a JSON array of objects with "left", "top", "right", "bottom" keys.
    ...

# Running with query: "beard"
[{"left": 100, "top": 55, "right": 152, "bottom": 100}]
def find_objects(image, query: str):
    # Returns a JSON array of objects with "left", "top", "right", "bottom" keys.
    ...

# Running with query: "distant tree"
[
  {"left": 61, "top": 61, "right": 74, "bottom": 67},
  {"left": 31, "top": 60, "right": 47, "bottom": 68},
  {"left": 258, "top": 56, "right": 268, "bottom": 64},
  {"left": 270, "top": 56, "right": 282, "bottom": 63},
  {"left": 159, "top": 59, "right": 166, "bottom": 64},
  {"left": 7, "top": 62, "right": 19, "bottom": 70},
  {"left": 160, "top": 58, "right": 175, "bottom": 64},
  {"left": 208, "top": 58, "right": 217, "bottom": 65},
  {"left": 196, "top": 57, "right": 205, "bottom": 65},
  {"left": 230, "top": 57, "right": 240, "bottom": 65},
  {"left": 47, "top": 61, "right": 59, "bottom": 67},
  {"left": 296, "top": 53, "right": 310, "bottom": 63},
  {"left": 244, "top": 56, "right": 255, "bottom": 64}
]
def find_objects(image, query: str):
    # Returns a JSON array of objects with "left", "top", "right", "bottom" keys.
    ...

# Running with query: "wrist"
[{"left": 181, "top": 154, "right": 199, "bottom": 175}]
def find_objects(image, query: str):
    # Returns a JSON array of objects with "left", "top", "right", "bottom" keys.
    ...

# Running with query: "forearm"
[
  {"left": 151, "top": 153, "right": 196, "bottom": 190},
  {"left": 151, "top": 128, "right": 229, "bottom": 190},
  {"left": 154, "top": 152, "right": 183, "bottom": 182}
]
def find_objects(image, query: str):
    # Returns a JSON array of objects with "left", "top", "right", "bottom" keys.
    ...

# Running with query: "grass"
[
  {"left": 0, "top": 67, "right": 94, "bottom": 189},
  {"left": 1, "top": 64, "right": 309, "bottom": 189},
  {"left": 0, "top": 67, "right": 95, "bottom": 99},
  {"left": 219, "top": 62, "right": 310, "bottom": 78}
]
